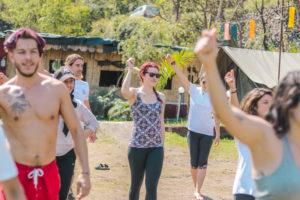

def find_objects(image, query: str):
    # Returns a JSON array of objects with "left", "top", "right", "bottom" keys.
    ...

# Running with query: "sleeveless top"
[
  {"left": 129, "top": 93, "right": 163, "bottom": 148},
  {"left": 254, "top": 136, "right": 300, "bottom": 200}
]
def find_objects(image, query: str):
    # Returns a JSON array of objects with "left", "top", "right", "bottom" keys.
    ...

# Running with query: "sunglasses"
[{"left": 144, "top": 72, "right": 161, "bottom": 78}]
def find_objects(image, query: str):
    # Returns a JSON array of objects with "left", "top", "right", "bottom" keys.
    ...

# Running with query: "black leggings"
[
  {"left": 187, "top": 130, "right": 213, "bottom": 169},
  {"left": 234, "top": 194, "right": 255, "bottom": 200},
  {"left": 56, "top": 149, "right": 76, "bottom": 200},
  {"left": 128, "top": 147, "right": 164, "bottom": 200}
]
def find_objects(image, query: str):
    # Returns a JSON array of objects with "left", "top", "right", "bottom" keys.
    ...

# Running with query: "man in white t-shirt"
[
  {"left": 0, "top": 128, "right": 26, "bottom": 200},
  {"left": 65, "top": 54, "right": 91, "bottom": 111}
]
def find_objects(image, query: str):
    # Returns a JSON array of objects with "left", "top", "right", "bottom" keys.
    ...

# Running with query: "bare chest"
[{"left": 0, "top": 87, "right": 59, "bottom": 122}]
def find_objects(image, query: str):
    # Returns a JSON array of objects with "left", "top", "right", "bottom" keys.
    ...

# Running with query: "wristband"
[
  {"left": 81, "top": 171, "right": 90, "bottom": 175},
  {"left": 231, "top": 90, "right": 237, "bottom": 93},
  {"left": 171, "top": 61, "right": 176, "bottom": 65}
]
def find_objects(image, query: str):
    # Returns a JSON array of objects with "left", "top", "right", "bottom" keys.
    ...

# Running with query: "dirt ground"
[{"left": 74, "top": 122, "right": 237, "bottom": 200}]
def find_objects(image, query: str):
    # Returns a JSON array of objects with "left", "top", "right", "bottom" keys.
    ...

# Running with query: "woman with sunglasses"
[
  {"left": 195, "top": 29, "right": 300, "bottom": 200},
  {"left": 166, "top": 54, "right": 220, "bottom": 200},
  {"left": 121, "top": 58, "right": 166, "bottom": 200},
  {"left": 225, "top": 71, "right": 273, "bottom": 200}
]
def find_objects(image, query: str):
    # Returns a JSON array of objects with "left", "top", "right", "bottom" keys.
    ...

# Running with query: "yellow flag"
[
  {"left": 249, "top": 20, "right": 255, "bottom": 39},
  {"left": 288, "top": 7, "right": 295, "bottom": 28}
]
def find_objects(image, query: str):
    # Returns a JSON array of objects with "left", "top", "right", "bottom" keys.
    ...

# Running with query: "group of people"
[
  {"left": 0, "top": 28, "right": 98, "bottom": 200},
  {"left": 0, "top": 27, "right": 300, "bottom": 200},
  {"left": 121, "top": 29, "right": 300, "bottom": 200}
]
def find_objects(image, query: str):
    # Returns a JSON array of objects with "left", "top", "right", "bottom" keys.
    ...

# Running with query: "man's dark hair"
[{"left": 4, "top": 28, "right": 46, "bottom": 57}]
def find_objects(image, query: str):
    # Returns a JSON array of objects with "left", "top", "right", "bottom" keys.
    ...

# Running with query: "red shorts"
[{"left": 0, "top": 160, "right": 60, "bottom": 200}]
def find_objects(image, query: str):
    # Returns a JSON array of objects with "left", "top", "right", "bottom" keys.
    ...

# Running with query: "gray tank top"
[
  {"left": 254, "top": 136, "right": 300, "bottom": 200},
  {"left": 129, "top": 93, "right": 163, "bottom": 148}
]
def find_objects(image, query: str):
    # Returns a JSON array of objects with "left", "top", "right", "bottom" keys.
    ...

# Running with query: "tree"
[{"left": 1, "top": 0, "right": 92, "bottom": 36}]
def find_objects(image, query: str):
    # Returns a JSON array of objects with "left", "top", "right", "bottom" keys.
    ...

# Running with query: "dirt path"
[{"left": 76, "top": 122, "right": 236, "bottom": 200}]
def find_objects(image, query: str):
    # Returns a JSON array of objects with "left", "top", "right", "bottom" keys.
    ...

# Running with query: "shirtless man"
[{"left": 0, "top": 28, "right": 90, "bottom": 200}]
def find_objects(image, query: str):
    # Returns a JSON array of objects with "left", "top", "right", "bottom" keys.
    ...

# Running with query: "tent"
[{"left": 216, "top": 46, "right": 300, "bottom": 101}]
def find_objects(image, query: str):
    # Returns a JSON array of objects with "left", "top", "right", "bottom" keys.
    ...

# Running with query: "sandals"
[{"left": 95, "top": 163, "right": 110, "bottom": 170}]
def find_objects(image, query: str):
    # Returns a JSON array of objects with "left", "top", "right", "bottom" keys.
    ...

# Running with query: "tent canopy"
[{"left": 220, "top": 47, "right": 300, "bottom": 88}]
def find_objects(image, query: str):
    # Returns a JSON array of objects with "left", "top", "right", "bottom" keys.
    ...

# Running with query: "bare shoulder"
[
  {"left": 0, "top": 77, "right": 20, "bottom": 93},
  {"left": 158, "top": 92, "right": 166, "bottom": 104},
  {"left": 39, "top": 74, "right": 68, "bottom": 94}
]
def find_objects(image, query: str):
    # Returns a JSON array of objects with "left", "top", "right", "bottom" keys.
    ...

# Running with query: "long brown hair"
[
  {"left": 139, "top": 62, "right": 162, "bottom": 103},
  {"left": 240, "top": 88, "right": 273, "bottom": 116},
  {"left": 65, "top": 54, "right": 84, "bottom": 67},
  {"left": 266, "top": 71, "right": 300, "bottom": 137}
]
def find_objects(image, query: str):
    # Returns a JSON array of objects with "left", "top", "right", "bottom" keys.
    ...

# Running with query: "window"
[
  {"left": 49, "top": 60, "right": 87, "bottom": 81},
  {"left": 99, "top": 70, "right": 123, "bottom": 87},
  {"left": 164, "top": 77, "right": 173, "bottom": 90},
  {"left": 49, "top": 60, "right": 64, "bottom": 74}
]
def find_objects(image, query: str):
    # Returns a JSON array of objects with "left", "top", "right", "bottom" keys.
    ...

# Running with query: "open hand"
[
  {"left": 194, "top": 29, "right": 218, "bottom": 65},
  {"left": 0, "top": 72, "right": 8, "bottom": 85},
  {"left": 224, "top": 69, "right": 236, "bottom": 90},
  {"left": 88, "top": 134, "right": 97, "bottom": 143},
  {"left": 76, "top": 173, "right": 91, "bottom": 199},
  {"left": 166, "top": 54, "right": 175, "bottom": 64},
  {"left": 214, "top": 136, "right": 220, "bottom": 147}
]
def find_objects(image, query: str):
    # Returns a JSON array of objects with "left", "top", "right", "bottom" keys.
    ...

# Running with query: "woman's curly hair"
[{"left": 240, "top": 88, "right": 273, "bottom": 116}]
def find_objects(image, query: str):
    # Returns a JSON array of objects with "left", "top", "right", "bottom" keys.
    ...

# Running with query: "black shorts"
[
  {"left": 187, "top": 130, "right": 213, "bottom": 169},
  {"left": 234, "top": 193, "right": 255, "bottom": 200}
]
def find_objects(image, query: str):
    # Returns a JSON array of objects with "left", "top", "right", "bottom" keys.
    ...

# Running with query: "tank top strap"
[{"left": 282, "top": 136, "right": 294, "bottom": 160}]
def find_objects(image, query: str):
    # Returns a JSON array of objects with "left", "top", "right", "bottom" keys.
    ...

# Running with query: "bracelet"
[
  {"left": 81, "top": 171, "right": 90, "bottom": 175},
  {"left": 231, "top": 89, "right": 237, "bottom": 93},
  {"left": 171, "top": 61, "right": 176, "bottom": 65}
]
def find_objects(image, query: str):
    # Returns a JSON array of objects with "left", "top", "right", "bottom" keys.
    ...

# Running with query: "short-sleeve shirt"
[
  {"left": 186, "top": 83, "right": 215, "bottom": 136},
  {"left": 0, "top": 127, "right": 17, "bottom": 182},
  {"left": 74, "top": 80, "right": 89, "bottom": 101}
]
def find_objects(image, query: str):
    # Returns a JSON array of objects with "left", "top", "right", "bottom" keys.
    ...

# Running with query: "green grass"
[
  {"left": 165, "top": 131, "right": 188, "bottom": 148},
  {"left": 165, "top": 131, "right": 238, "bottom": 160},
  {"left": 165, "top": 118, "right": 188, "bottom": 126},
  {"left": 97, "top": 135, "right": 118, "bottom": 145},
  {"left": 209, "top": 138, "right": 238, "bottom": 160}
]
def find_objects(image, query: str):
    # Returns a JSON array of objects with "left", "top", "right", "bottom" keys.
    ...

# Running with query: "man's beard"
[{"left": 15, "top": 63, "right": 39, "bottom": 78}]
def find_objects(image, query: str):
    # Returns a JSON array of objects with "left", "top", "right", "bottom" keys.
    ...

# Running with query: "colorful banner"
[
  {"left": 224, "top": 23, "right": 230, "bottom": 40},
  {"left": 288, "top": 7, "right": 295, "bottom": 28},
  {"left": 249, "top": 20, "right": 255, "bottom": 39},
  {"left": 230, "top": 24, "right": 237, "bottom": 42}
]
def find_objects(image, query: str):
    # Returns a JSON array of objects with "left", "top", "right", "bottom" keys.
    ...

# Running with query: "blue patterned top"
[{"left": 129, "top": 93, "right": 163, "bottom": 148}]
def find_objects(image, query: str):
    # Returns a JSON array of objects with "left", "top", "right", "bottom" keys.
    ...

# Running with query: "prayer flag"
[
  {"left": 288, "top": 7, "right": 295, "bottom": 28},
  {"left": 224, "top": 23, "right": 230, "bottom": 40},
  {"left": 249, "top": 20, "right": 255, "bottom": 39}
]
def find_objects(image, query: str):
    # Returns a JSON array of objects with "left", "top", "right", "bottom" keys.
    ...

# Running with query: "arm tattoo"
[{"left": 4, "top": 89, "right": 32, "bottom": 115}]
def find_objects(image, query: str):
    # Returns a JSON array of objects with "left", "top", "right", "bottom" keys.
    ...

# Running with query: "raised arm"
[
  {"left": 194, "top": 29, "right": 268, "bottom": 147},
  {"left": 121, "top": 57, "right": 136, "bottom": 104},
  {"left": 58, "top": 83, "right": 90, "bottom": 199},
  {"left": 166, "top": 54, "right": 190, "bottom": 91},
  {"left": 224, "top": 70, "right": 239, "bottom": 107}
]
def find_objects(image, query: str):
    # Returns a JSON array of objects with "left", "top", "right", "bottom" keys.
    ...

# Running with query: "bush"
[
  {"left": 107, "top": 99, "right": 132, "bottom": 121},
  {"left": 89, "top": 86, "right": 120, "bottom": 119}
]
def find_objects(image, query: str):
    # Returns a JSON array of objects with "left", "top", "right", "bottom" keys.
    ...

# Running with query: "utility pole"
[{"left": 278, "top": 0, "right": 284, "bottom": 83}]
